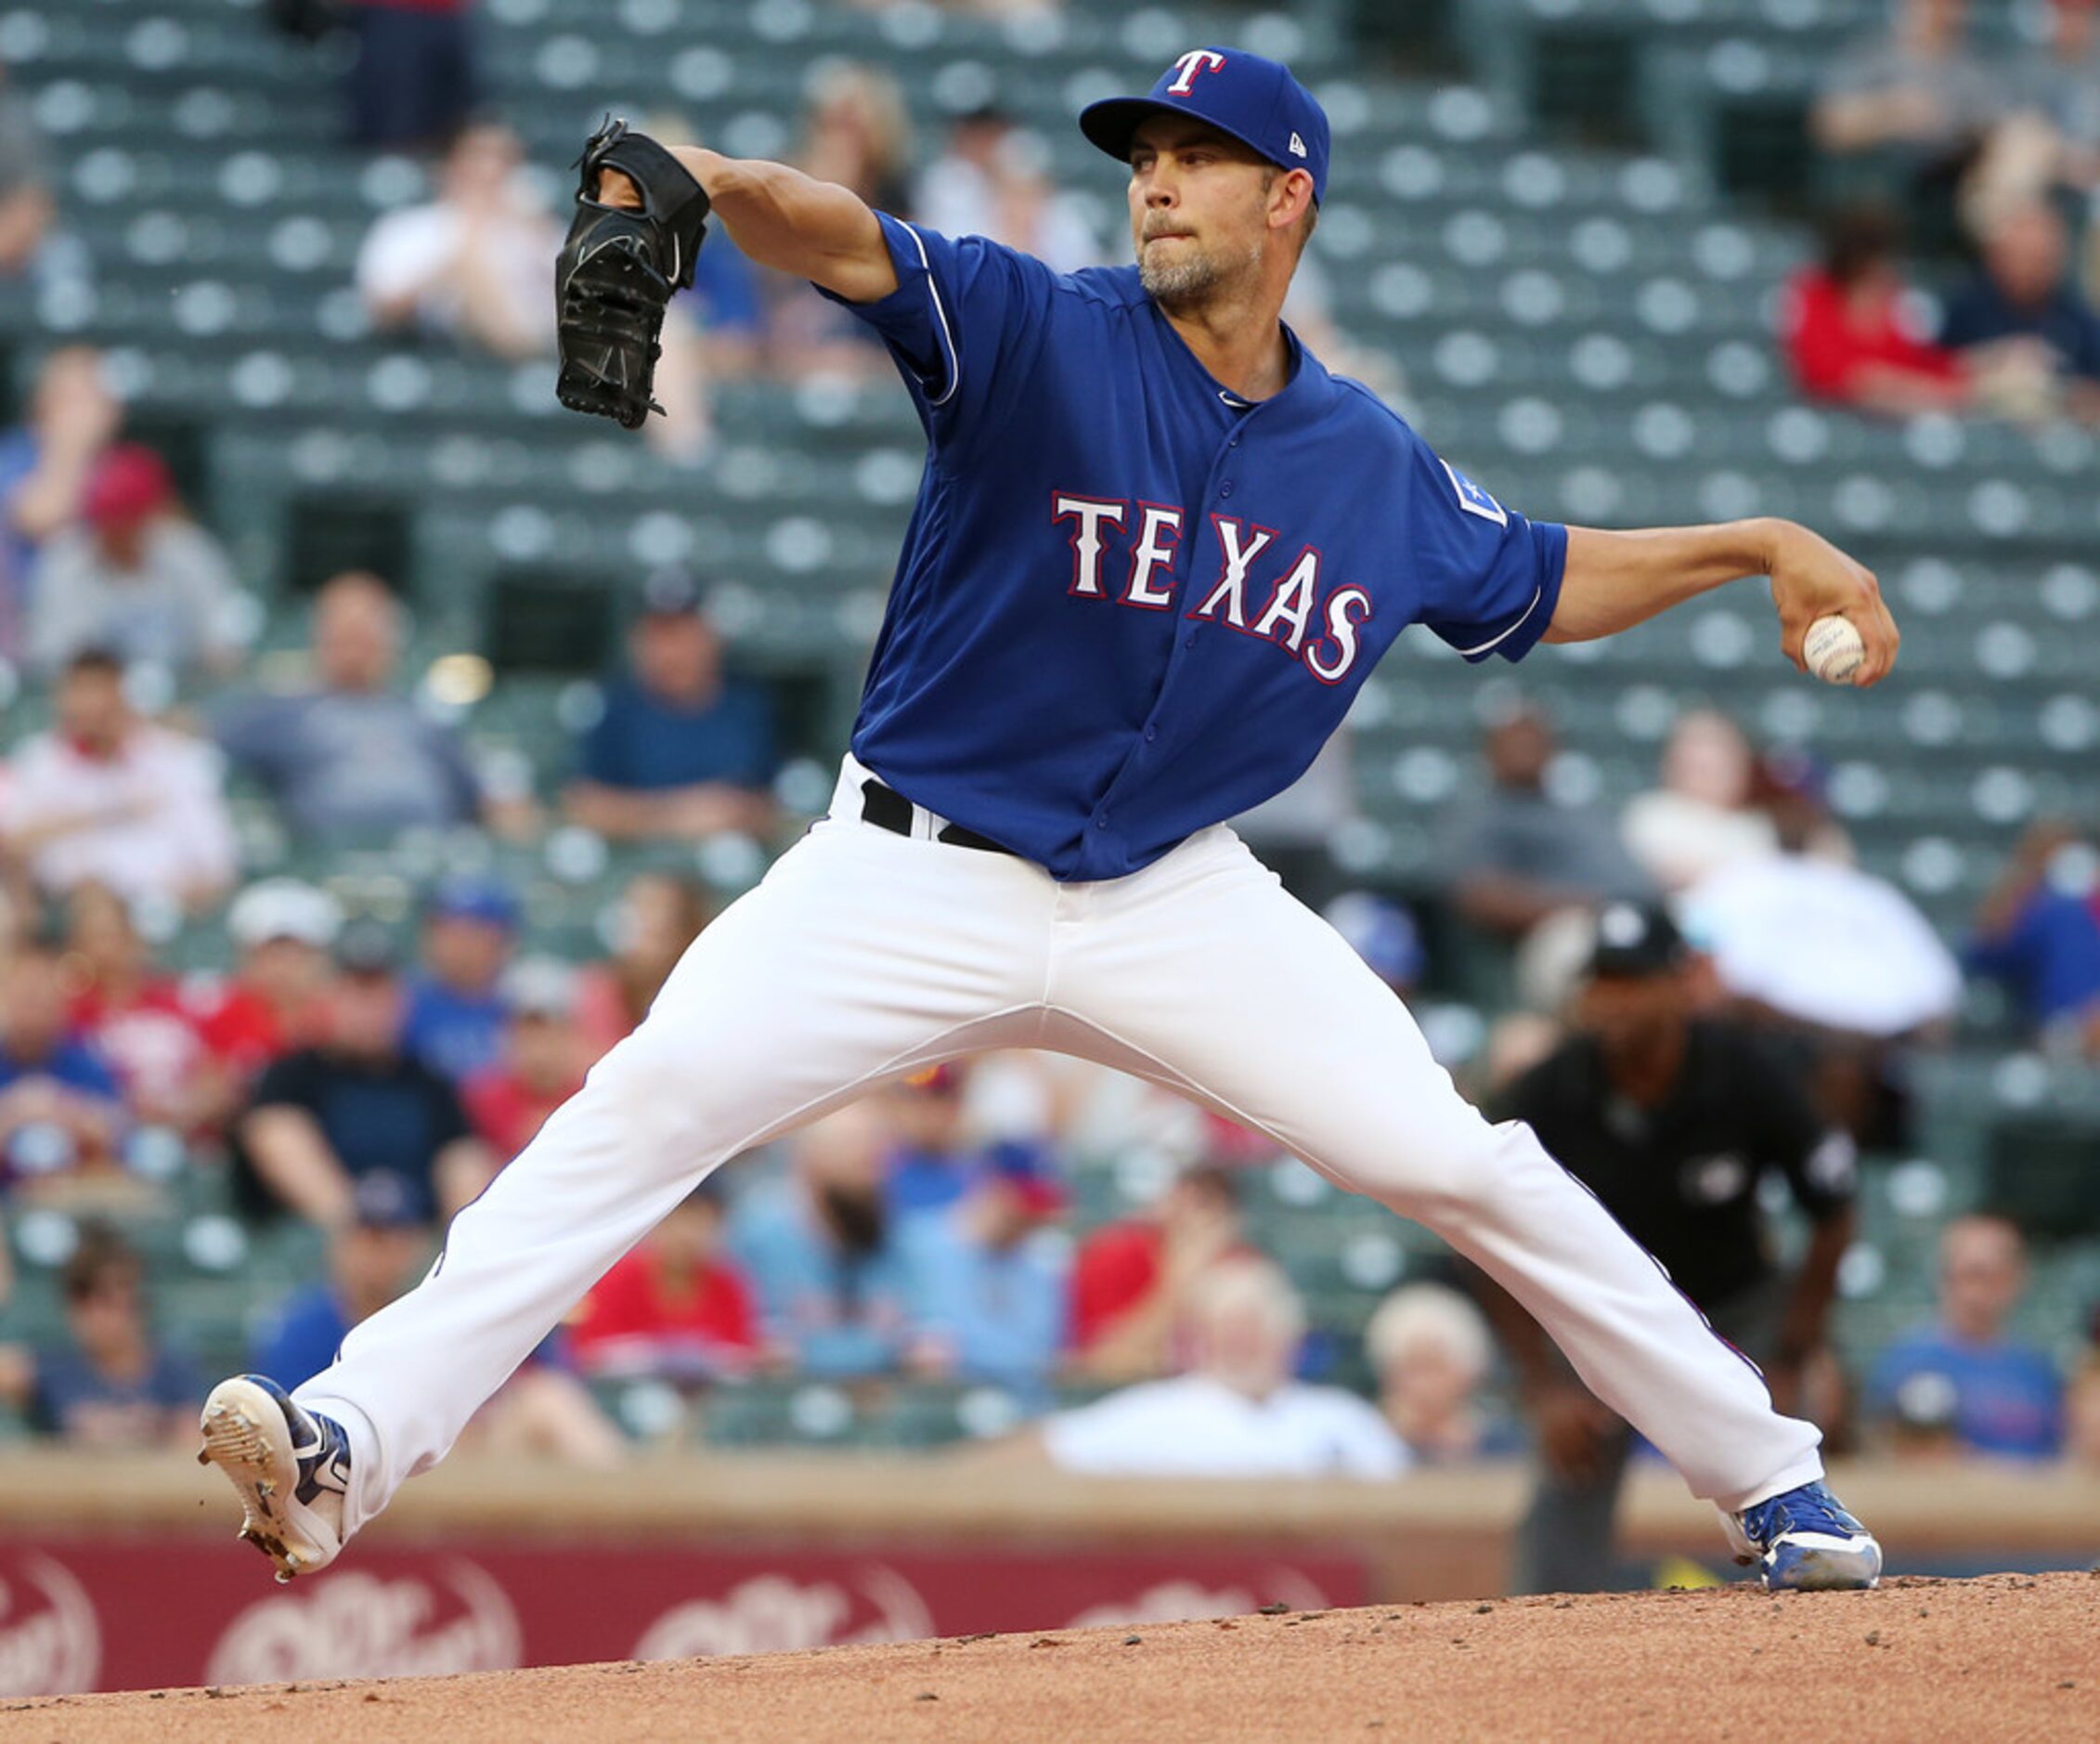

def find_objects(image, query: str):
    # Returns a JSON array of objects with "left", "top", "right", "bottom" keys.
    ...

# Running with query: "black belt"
[{"left": 861, "top": 778, "right": 1012, "bottom": 854}]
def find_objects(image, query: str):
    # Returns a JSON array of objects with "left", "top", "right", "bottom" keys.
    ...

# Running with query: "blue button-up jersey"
[{"left": 826, "top": 215, "right": 1567, "bottom": 881}]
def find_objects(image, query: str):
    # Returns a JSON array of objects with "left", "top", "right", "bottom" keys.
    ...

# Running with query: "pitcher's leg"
[
  {"left": 1057, "top": 832, "right": 1822, "bottom": 1511},
  {"left": 299, "top": 824, "right": 1051, "bottom": 1533}
]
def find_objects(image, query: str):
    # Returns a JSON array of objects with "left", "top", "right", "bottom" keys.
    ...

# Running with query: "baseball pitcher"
[{"left": 202, "top": 49, "right": 1897, "bottom": 1594}]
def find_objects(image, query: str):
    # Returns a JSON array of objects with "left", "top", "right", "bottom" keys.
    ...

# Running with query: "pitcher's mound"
[{"left": 6, "top": 1572, "right": 2094, "bottom": 1741}]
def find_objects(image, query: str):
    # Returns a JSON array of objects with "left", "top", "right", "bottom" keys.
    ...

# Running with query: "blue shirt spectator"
[
  {"left": 1867, "top": 1326, "right": 2064, "bottom": 1460},
  {"left": 0, "top": 943, "right": 126, "bottom": 1183},
  {"left": 684, "top": 236, "right": 766, "bottom": 345},
  {"left": 1965, "top": 889, "right": 2100, "bottom": 1025},
  {"left": 1865, "top": 1215, "right": 2065, "bottom": 1461},
  {"left": 1938, "top": 204, "right": 2100, "bottom": 386},
  {"left": 400, "top": 876, "right": 519, "bottom": 1084},
  {"left": 903, "top": 1168, "right": 1069, "bottom": 1408},
  {"left": 728, "top": 1108, "right": 914, "bottom": 1378},
  {"left": 30, "top": 1224, "right": 199, "bottom": 1448},
  {"left": 565, "top": 569, "right": 779, "bottom": 843}
]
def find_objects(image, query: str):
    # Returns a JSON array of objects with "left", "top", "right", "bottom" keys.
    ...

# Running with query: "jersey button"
[
  {"left": 1095, "top": 814, "right": 1108, "bottom": 828},
  {"left": 1144, "top": 726, "right": 1158, "bottom": 743},
  {"left": 1219, "top": 482, "right": 1235, "bottom": 498},
  {"left": 1182, "top": 632, "right": 1197, "bottom": 649}
]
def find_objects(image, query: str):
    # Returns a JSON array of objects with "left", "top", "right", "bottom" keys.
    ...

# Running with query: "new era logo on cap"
[{"left": 1078, "top": 46, "right": 1333, "bottom": 206}]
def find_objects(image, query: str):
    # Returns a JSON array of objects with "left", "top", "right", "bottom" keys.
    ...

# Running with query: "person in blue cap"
[
  {"left": 400, "top": 875, "right": 520, "bottom": 1085},
  {"left": 206, "top": 47, "right": 1898, "bottom": 1594}
]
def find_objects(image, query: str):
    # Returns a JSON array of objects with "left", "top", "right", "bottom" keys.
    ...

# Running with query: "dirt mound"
[{"left": 4, "top": 1572, "right": 2093, "bottom": 1742}]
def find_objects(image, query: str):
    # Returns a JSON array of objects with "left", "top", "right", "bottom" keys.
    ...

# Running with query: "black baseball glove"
[{"left": 554, "top": 118, "right": 713, "bottom": 429}]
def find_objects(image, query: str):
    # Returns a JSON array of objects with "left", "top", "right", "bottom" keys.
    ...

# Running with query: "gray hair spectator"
[
  {"left": 214, "top": 571, "right": 531, "bottom": 842},
  {"left": 1365, "top": 1282, "right": 1501, "bottom": 1465},
  {"left": 0, "top": 648, "right": 237, "bottom": 910},
  {"left": 1035, "top": 1257, "right": 1408, "bottom": 1478},
  {"left": 356, "top": 118, "right": 557, "bottom": 359},
  {"left": 28, "top": 442, "right": 242, "bottom": 675}
]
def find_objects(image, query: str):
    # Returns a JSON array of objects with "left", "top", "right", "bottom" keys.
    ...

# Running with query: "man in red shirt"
[
  {"left": 62, "top": 882, "right": 214, "bottom": 1133},
  {"left": 1782, "top": 203, "right": 1970, "bottom": 414},
  {"left": 460, "top": 957, "right": 590, "bottom": 1166},
  {"left": 192, "top": 879, "right": 341, "bottom": 1097},
  {"left": 568, "top": 1181, "right": 762, "bottom": 1383},
  {"left": 1067, "top": 1163, "right": 1251, "bottom": 1381}
]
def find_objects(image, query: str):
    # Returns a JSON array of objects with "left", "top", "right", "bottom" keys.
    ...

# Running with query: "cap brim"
[{"left": 1078, "top": 94, "right": 1279, "bottom": 176}]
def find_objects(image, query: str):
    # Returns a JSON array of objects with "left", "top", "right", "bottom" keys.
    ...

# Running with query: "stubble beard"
[{"left": 1138, "top": 233, "right": 1263, "bottom": 315}]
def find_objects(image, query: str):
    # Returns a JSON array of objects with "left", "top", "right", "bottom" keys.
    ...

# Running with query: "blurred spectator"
[
  {"left": 1965, "top": 818, "right": 2100, "bottom": 1059},
  {"left": 345, "top": 1, "right": 479, "bottom": 151},
  {"left": 1234, "top": 734, "right": 1360, "bottom": 908},
  {"left": 237, "top": 919, "right": 492, "bottom": 1228},
  {"left": 1683, "top": 765, "right": 1960, "bottom": 1139},
  {"left": 1781, "top": 203, "right": 1970, "bottom": 413},
  {"left": 0, "top": 649, "right": 238, "bottom": 911},
  {"left": 0, "top": 940, "right": 124, "bottom": 1187},
  {"left": 1812, "top": 0, "right": 1999, "bottom": 204},
  {"left": 1619, "top": 709, "right": 1777, "bottom": 893},
  {"left": 1938, "top": 202, "right": 2100, "bottom": 421},
  {"left": 28, "top": 443, "right": 241, "bottom": 676},
  {"left": 1482, "top": 905, "right": 1857, "bottom": 1594},
  {"left": 0, "top": 61, "right": 52, "bottom": 277},
  {"left": 356, "top": 119, "right": 555, "bottom": 359},
  {"left": 61, "top": 883, "right": 217, "bottom": 1133},
  {"left": 1866, "top": 1216, "right": 2064, "bottom": 1460},
  {"left": 0, "top": 348, "right": 122, "bottom": 654},
  {"left": 192, "top": 879, "right": 343, "bottom": 1088},
  {"left": 772, "top": 63, "right": 915, "bottom": 373},
  {"left": 214, "top": 571, "right": 523, "bottom": 841},
  {"left": 2067, "top": 1353, "right": 2100, "bottom": 1468},
  {"left": 11, "top": 1225, "right": 197, "bottom": 1447},
  {"left": 1438, "top": 705, "right": 1656, "bottom": 945},
  {"left": 574, "top": 871, "right": 711, "bottom": 1055},
  {"left": 1323, "top": 892, "right": 1425, "bottom": 1000},
  {"left": 914, "top": 105, "right": 1102, "bottom": 272},
  {"left": 570, "top": 1181, "right": 763, "bottom": 1382},
  {"left": 1068, "top": 1163, "right": 1250, "bottom": 1382},
  {"left": 252, "top": 1171, "right": 433, "bottom": 1386},
  {"left": 1038, "top": 1259, "right": 1406, "bottom": 1478},
  {"left": 902, "top": 1148, "right": 1068, "bottom": 1405},
  {"left": 564, "top": 571, "right": 779, "bottom": 844},
  {"left": 1972, "top": 0, "right": 2100, "bottom": 219},
  {"left": 402, "top": 876, "right": 518, "bottom": 1085},
  {"left": 728, "top": 1102, "right": 916, "bottom": 1378},
  {"left": 460, "top": 957, "right": 590, "bottom": 1164},
  {"left": 1365, "top": 1282, "right": 1510, "bottom": 1465},
  {"left": 882, "top": 1063, "right": 1027, "bottom": 1226}
]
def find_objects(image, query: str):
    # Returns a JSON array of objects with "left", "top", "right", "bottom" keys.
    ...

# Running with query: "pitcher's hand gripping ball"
[
  {"left": 1802, "top": 615, "right": 1865, "bottom": 684},
  {"left": 555, "top": 118, "right": 711, "bottom": 428}
]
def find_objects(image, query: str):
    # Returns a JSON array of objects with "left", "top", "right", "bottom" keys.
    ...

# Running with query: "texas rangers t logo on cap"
[
  {"left": 1166, "top": 49, "right": 1228, "bottom": 94},
  {"left": 1078, "top": 45, "right": 1334, "bottom": 206}
]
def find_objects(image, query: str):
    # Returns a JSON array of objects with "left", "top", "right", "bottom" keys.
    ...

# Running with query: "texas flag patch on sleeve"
[{"left": 1441, "top": 460, "right": 1509, "bottom": 527}]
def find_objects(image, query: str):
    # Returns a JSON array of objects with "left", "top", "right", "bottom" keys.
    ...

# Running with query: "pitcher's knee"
[
  {"left": 579, "top": 1029, "right": 714, "bottom": 1161},
  {"left": 1369, "top": 1114, "right": 1532, "bottom": 1217}
]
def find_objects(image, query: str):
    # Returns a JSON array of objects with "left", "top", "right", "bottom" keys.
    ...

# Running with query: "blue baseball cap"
[
  {"left": 426, "top": 874, "right": 520, "bottom": 931},
  {"left": 1080, "top": 47, "right": 1330, "bottom": 205}
]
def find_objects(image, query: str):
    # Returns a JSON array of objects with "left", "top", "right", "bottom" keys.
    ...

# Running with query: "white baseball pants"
[{"left": 300, "top": 755, "right": 1824, "bottom": 1534}]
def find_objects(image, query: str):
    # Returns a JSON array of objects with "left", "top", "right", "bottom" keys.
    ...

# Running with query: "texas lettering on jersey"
[{"left": 1051, "top": 493, "right": 1373, "bottom": 683}]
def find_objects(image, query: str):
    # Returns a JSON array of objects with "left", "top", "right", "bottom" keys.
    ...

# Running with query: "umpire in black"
[{"left": 1482, "top": 904, "right": 1859, "bottom": 1594}]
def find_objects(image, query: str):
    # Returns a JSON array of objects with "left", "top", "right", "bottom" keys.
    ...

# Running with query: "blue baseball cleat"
[
  {"left": 198, "top": 1374, "right": 351, "bottom": 1583},
  {"left": 1725, "top": 1479, "right": 1883, "bottom": 1591}
]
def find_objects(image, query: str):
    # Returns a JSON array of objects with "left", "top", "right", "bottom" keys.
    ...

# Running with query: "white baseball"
[{"left": 1803, "top": 615, "right": 1864, "bottom": 684}]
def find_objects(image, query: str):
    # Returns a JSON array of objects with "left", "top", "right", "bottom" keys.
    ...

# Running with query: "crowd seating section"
[{"left": 0, "top": 0, "right": 2091, "bottom": 1445}]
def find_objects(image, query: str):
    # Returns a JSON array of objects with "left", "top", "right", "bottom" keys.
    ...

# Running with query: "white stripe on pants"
[{"left": 299, "top": 760, "right": 1823, "bottom": 1534}]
